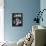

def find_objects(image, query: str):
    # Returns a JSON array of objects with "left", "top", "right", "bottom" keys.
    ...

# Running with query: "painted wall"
[{"left": 4, "top": 0, "right": 40, "bottom": 42}]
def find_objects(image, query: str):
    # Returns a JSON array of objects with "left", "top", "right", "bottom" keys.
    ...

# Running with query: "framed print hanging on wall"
[{"left": 12, "top": 13, "right": 23, "bottom": 27}]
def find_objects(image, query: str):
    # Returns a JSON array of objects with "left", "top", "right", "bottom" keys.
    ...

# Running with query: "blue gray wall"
[{"left": 4, "top": 0, "right": 40, "bottom": 42}]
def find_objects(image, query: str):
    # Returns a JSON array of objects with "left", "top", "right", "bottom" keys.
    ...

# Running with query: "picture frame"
[{"left": 12, "top": 13, "right": 23, "bottom": 26}]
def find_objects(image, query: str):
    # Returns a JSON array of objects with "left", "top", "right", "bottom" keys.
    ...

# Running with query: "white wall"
[{"left": 0, "top": 0, "right": 4, "bottom": 42}]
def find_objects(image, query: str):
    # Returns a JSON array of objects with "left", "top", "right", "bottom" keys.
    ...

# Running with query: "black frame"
[{"left": 12, "top": 13, "right": 23, "bottom": 26}]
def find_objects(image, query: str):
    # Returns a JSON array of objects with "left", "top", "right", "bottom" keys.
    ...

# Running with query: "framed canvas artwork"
[{"left": 12, "top": 13, "right": 23, "bottom": 26}]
